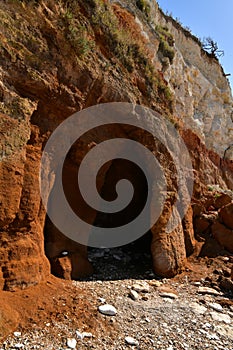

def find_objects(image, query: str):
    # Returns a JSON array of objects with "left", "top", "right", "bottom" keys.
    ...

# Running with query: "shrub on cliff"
[{"left": 155, "top": 25, "right": 175, "bottom": 64}]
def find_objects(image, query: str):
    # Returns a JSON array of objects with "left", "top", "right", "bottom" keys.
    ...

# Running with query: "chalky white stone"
[
  {"left": 98, "top": 304, "right": 117, "bottom": 316},
  {"left": 132, "top": 283, "right": 149, "bottom": 293},
  {"left": 190, "top": 302, "right": 207, "bottom": 315},
  {"left": 159, "top": 292, "right": 178, "bottom": 299},
  {"left": 210, "top": 312, "right": 231, "bottom": 324},
  {"left": 209, "top": 302, "right": 223, "bottom": 312},
  {"left": 129, "top": 289, "right": 139, "bottom": 301},
  {"left": 13, "top": 332, "right": 22, "bottom": 338},
  {"left": 67, "top": 338, "right": 77, "bottom": 349},
  {"left": 125, "top": 336, "right": 139, "bottom": 346},
  {"left": 197, "top": 287, "right": 221, "bottom": 295}
]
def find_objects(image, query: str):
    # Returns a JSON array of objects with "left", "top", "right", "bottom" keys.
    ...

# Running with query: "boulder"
[
  {"left": 49, "top": 253, "right": 93, "bottom": 280},
  {"left": 211, "top": 222, "right": 233, "bottom": 253},
  {"left": 214, "top": 193, "right": 232, "bottom": 210},
  {"left": 194, "top": 217, "right": 210, "bottom": 234},
  {"left": 219, "top": 203, "right": 233, "bottom": 230}
]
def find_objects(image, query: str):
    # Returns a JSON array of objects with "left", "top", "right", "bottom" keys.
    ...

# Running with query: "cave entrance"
[
  {"left": 44, "top": 153, "right": 153, "bottom": 281},
  {"left": 87, "top": 158, "right": 154, "bottom": 281}
]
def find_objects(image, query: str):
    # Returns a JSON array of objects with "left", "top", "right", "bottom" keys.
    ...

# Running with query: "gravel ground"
[{"left": 2, "top": 247, "right": 233, "bottom": 350}]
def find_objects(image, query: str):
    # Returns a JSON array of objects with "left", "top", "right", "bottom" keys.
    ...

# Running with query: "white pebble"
[
  {"left": 197, "top": 287, "right": 221, "bottom": 295},
  {"left": 190, "top": 302, "right": 207, "bottom": 315},
  {"left": 159, "top": 292, "right": 178, "bottom": 299},
  {"left": 67, "top": 338, "right": 77, "bottom": 349},
  {"left": 98, "top": 297, "right": 106, "bottom": 303},
  {"left": 13, "top": 332, "right": 22, "bottom": 338},
  {"left": 82, "top": 332, "right": 93, "bottom": 338},
  {"left": 209, "top": 302, "right": 223, "bottom": 312},
  {"left": 125, "top": 336, "right": 139, "bottom": 346},
  {"left": 129, "top": 289, "right": 139, "bottom": 301},
  {"left": 98, "top": 304, "right": 117, "bottom": 316},
  {"left": 210, "top": 312, "right": 231, "bottom": 324},
  {"left": 222, "top": 257, "right": 230, "bottom": 262},
  {"left": 75, "top": 331, "right": 83, "bottom": 340},
  {"left": 132, "top": 283, "right": 149, "bottom": 293}
]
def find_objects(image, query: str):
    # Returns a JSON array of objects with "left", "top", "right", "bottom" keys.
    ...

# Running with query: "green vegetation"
[
  {"left": 90, "top": 0, "right": 142, "bottom": 72},
  {"left": 59, "top": 5, "right": 95, "bottom": 57},
  {"left": 1, "top": 0, "right": 174, "bottom": 112},
  {"left": 135, "top": 0, "right": 151, "bottom": 18},
  {"left": 155, "top": 25, "right": 175, "bottom": 64},
  {"left": 89, "top": 0, "right": 173, "bottom": 108}
]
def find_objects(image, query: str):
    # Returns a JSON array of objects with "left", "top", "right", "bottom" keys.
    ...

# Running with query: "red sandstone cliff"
[{"left": 0, "top": 0, "right": 232, "bottom": 295}]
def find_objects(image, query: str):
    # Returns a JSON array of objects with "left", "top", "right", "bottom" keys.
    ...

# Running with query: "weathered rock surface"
[
  {"left": 219, "top": 203, "right": 233, "bottom": 230},
  {"left": 212, "top": 222, "right": 233, "bottom": 254},
  {"left": 0, "top": 0, "right": 232, "bottom": 290}
]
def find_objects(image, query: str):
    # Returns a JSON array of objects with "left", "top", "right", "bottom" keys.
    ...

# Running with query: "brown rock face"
[
  {"left": 0, "top": 142, "right": 50, "bottom": 291},
  {"left": 214, "top": 194, "right": 232, "bottom": 210},
  {"left": 49, "top": 253, "right": 93, "bottom": 280},
  {"left": 212, "top": 222, "right": 233, "bottom": 253},
  {"left": 219, "top": 203, "right": 233, "bottom": 230},
  {"left": 182, "top": 206, "right": 196, "bottom": 256},
  {"left": 0, "top": 300, "right": 19, "bottom": 339}
]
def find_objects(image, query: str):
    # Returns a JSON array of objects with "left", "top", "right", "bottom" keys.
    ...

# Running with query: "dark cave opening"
[{"left": 44, "top": 149, "right": 154, "bottom": 281}]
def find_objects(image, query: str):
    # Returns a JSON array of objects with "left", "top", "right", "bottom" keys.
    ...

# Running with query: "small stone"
[
  {"left": 113, "top": 254, "right": 121, "bottom": 260},
  {"left": 193, "top": 281, "right": 202, "bottom": 286},
  {"left": 202, "top": 322, "right": 212, "bottom": 328},
  {"left": 13, "top": 332, "right": 22, "bottom": 338},
  {"left": 132, "top": 283, "right": 149, "bottom": 293},
  {"left": 209, "top": 302, "right": 223, "bottom": 312},
  {"left": 98, "top": 304, "right": 117, "bottom": 316},
  {"left": 61, "top": 251, "right": 69, "bottom": 256},
  {"left": 67, "top": 338, "right": 77, "bottom": 349},
  {"left": 92, "top": 251, "right": 105, "bottom": 258},
  {"left": 190, "top": 302, "right": 207, "bottom": 315},
  {"left": 145, "top": 317, "right": 150, "bottom": 323},
  {"left": 14, "top": 344, "right": 24, "bottom": 349},
  {"left": 82, "top": 332, "right": 93, "bottom": 338},
  {"left": 210, "top": 312, "right": 231, "bottom": 324},
  {"left": 129, "top": 289, "right": 139, "bottom": 301},
  {"left": 76, "top": 331, "right": 83, "bottom": 340},
  {"left": 222, "top": 257, "right": 230, "bottom": 262},
  {"left": 197, "top": 287, "right": 221, "bottom": 295},
  {"left": 98, "top": 297, "right": 106, "bottom": 303},
  {"left": 159, "top": 292, "right": 178, "bottom": 299},
  {"left": 125, "top": 336, "right": 139, "bottom": 346},
  {"left": 149, "top": 280, "right": 162, "bottom": 287},
  {"left": 162, "top": 297, "right": 174, "bottom": 303}
]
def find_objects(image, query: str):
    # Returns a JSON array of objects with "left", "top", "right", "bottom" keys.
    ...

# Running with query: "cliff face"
[
  {"left": 113, "top": 0, "right": 233, "bottom": 158},
  {"left": 0, "top": 0, "right": 232, "bottom": 291},
  {"left": 154, "top": 7, "right": 233, "bottom": 159}
]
